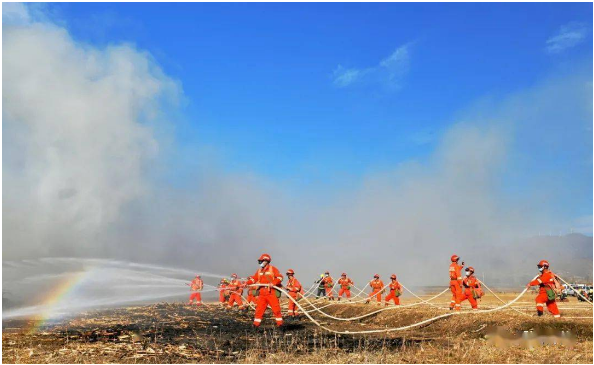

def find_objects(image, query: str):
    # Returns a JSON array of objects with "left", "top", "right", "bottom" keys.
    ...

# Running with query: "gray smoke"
[{"left": 3, "top": 4, "right": 592, "bottom": 312}]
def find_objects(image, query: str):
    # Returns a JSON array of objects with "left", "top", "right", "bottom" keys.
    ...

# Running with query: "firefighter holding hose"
[
  {"left": 461, "top": 266, "right": 482, "bottom": 310},
  {"left": 449, "top": 255, "right": 465, "bottom": 311},
  {"left": 526, "top": 260, "right": 561, "bottom": 317},
  {"left": 384, "top": 274, "right": 402, "bottom": 306},
  {"left": 245, "top": 253, "right": 284, "bottom": 327},
  {"left": 337, "top": 273, "right": 354, "bottom": 300},
  {"left": 227, "top": 273, "right": 246, "bottom": 310},
  {"left": 285, "top": 269, "right": 303, "bottom": 317},
  {"left": 188, "top": 275, "right": 203, "bottom": 306},
  {"left": 366, "top": 274, "right": 384, "bottom": 304}
]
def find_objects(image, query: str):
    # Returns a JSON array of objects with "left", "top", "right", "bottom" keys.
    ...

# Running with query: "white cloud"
[
  {"left": 2, "top": 2, "right": 31, "bottom": 25},
  {"left": 546, "top": 22, "right": 587, "bottom": 53},
  {"left": 332, "top": 43, "right": 411, "bottom": 89}
]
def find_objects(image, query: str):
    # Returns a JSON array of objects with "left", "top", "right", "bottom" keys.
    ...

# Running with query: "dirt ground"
[{"left": 2, "top": 293, "right": 593, "bottom": 363}]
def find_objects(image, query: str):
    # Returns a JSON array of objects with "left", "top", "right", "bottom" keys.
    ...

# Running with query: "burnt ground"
[{"left": 2, "top": 297, "right": 593, "bottom": 363}]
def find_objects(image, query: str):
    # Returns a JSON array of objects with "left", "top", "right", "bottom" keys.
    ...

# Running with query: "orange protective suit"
[
  {"left": 528, "top": 270, "right": 560, "bottom": 317},
  {"left": 286, "top": 276, "right": 303, "bottom": 316},
  {"left": 367, "top": 278, "right": 385, "bottom": 303},
  {"left": 461, "top": 275, "right": 481, "bottom": 309},
  {"left": 384, "top": 280, "right": 402, "bottom": 305},
  {"left": 246, "top": 264, "right": 284, "bottom": 326},
  {"left": 218, "top": 280, "right": 229, "bottom": 304},
  {"left": 449, "top": 262, "right": 464, "bottom": 310},
  {"left": 189, "top": 277, "right": 203, "bottom": 306},
  {"left": 323, "top": 276, "right": 335, "bottom": 299},
  {"left": 337, "top": 277, "right": 354, "bottom": 300},
  {"left": 227, "top": 279, "right": 245, "bottom": 309},
  {"left": 246, "top": 284, "right": 257, "bottom": 304}
]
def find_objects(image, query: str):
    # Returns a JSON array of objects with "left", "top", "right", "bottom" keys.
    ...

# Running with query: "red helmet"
[
  {"left": 390, "top": 274, "right": 397, "bottom": 280},
  {"left": 231, "top": 273, "right": 237, "bottom": 278},
  {"left": 258, "top": 253, "right": 271, "bottom": 262},
  {"left": 341, "top": 272, "right": 347, "bottom": 277},
  {"left": 286, "top": 269, "right": 295, "bottom": 275},
  {"left": 537, "top": 260, "right": 549, "bottom": 268},
  {"left": 196, "top": 275, "right": 201, "bottom": 278},
  {"left": 451, "top": 255, "right": 459, "bottom": 262},
  {"left": 374, "top": 274, "right": 380, "bottom": 278},
  {"left": 465, "top": 267, "right": 475, "bottom": 273}
]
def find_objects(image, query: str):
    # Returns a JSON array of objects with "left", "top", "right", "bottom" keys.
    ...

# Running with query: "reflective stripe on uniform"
[
  {"left": 536, "top": 303, "right": 544, "bottom": 307},
  {"left": 254, "top": 318, "right": 262, "bottom": 322},
  {"left": 537, "top": 278, "right": 542, "bottom": 284}
]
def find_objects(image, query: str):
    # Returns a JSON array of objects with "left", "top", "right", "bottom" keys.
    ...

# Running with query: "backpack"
[{"left": 551, "top": 273, "right": 563, "bottom": 295}]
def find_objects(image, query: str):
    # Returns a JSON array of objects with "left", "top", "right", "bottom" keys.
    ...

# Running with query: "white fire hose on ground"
[{"left": 251, "top": 283, "right": 535, "bottom": 335}]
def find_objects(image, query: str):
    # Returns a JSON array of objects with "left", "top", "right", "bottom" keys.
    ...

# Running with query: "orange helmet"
[
  {"left": 374, "top": 274, "right": 380, "bottom": 278},
  {"left": 341, "top": 272, "right": 347, "bottom": 277},
  {"left": 286, "top": 269, "right": 295, "bottom": 275},
  {"left": 231, "top": 273, "right": 237, "bottom": 278},
  {"left": 258, "top": 253, "right": 271, "bottom": 262},
  {"left": 465, "top": 267, "right": 474, "bottom": 273},
  {"left": 537, "top": 260, "right": 549, "bottom": 268},
  {"left": 451, "top": 255, "right": 459, "bottom": 262},
  {"left": 390, "top": 274, "right": 397, "bottom": 280}
]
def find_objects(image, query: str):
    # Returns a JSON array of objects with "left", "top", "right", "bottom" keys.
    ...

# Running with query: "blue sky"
[{"left": 14, "top": 2, "right": 594, "bottom": 234}]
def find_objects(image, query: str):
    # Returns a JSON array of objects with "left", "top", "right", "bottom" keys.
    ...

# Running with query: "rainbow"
[{"left": 24, "top": 270, "right": 89, "bottom": 334}]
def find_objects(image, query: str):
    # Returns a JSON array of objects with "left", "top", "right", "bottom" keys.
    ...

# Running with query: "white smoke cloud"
[{"left": 3, "top": 10, "right": 180, "bottom": 258}]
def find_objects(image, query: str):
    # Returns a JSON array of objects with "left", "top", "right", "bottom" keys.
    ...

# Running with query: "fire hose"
[{"left": 252, "top": 283, "right": 536, "bottom": 334}]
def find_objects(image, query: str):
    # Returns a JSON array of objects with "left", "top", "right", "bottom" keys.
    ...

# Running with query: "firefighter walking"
[
  {"left": 337, "top": 273, "right": 354, "bottom": 300},
  {"left": 245, "top": 253, "right": 284, "bottom": 327},
  {"left": 461, "top": 267, "right": 482, "bottom": 310},
  {"left": 285, "top": 269, "right": 302, "bottom": 317},
  {"left": 449, "top": 255, "right": 465, "bottom": 311},
  {"left": 366, "top": 274, "right": 384, "bottom": 304},
  {"left": 384, "top": 274, "right": 402, "bottom": 306},
  {"left": 526, "top": 260, "right": 561, "bottom": 317},
  {"left": 188, "top": 275, "right": 203, "bottom": 306}
]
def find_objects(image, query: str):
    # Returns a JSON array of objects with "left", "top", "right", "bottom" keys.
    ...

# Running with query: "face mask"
[
  {"left": 465, "top": 271, "right": 471, "bottom": 276},
  {"left": 260, "top": 261, "right": 267, "bottom": 268},
  {"left": 538, "top": 266, "right": 544, "bottom": 272}
]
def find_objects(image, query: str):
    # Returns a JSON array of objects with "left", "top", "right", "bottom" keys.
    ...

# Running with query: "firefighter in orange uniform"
[
  {"left": 245, "top": 253, "right": 284, "bottom": 327},
  {"left": 366, "top": 274, "right": 385, "bottom": 304},
  {"left": 246, "top": 283, "right": 257, "bottom": 304},
  {"left": 227, "top": 274, "right": 246, "bottom": 310},
  {"left": 323, "top": 271, "right": 335, "bottom": 300},
  {"left": 449, "top": 255, "right": 465, "bottom": 311},
  {"left": 526, "top": 260, "right": 561, "bottom": 317},
  {"left": 337, "top": 273, "right": 354, "bottom": 300},
  {"left": 285, "top": 269, "right": 303, "bottom": 317},
  {"left": 461, "top": 267, "right": 482, "bottom": 310},
  {"left": 384, "top": 274, "right": 402, "bottom": 306},
  {"left": 188, "top": 275, "right": 203, "bottom": 306},
  {"left": 218, "top": 278, "right": 230, "bottom": 306}
]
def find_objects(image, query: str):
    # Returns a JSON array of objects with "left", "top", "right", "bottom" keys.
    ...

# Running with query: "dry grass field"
[{"left": 3, "top": 293, "right": 592, "bottom": 363}]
